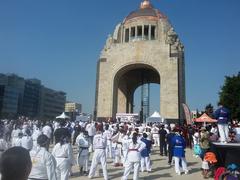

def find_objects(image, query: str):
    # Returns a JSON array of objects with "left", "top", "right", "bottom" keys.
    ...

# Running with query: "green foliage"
[
  {"left": 205, "top": 103, "right": 214, "bottom": 118},
  {"left": 219, "top": 72, "right": 240, "bottom": 119}
]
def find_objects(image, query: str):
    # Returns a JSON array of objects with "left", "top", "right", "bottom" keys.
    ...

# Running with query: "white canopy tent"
[
  {"left": 56, "top": 112, "right": 70, "bottom": 119},
  {"left": 146, "top": 111, "right": 164, "bottom": 123}
]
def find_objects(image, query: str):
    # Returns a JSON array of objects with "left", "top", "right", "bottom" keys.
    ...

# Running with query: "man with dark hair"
[
  {"left": 0, "top": 147, "right": 32, "bottom": 180},
  {"left": 54, "top": 120, "right": 71, "bottom": 144},
  {"left": 28, "top": 134, "right": 57, "bottom": 180}
]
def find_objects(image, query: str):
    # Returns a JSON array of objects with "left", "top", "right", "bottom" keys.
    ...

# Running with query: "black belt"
[
  {"left": 80, "top": 147, "right": 88, "bottom": 149},
  {"left": 0, "top": 149, "right": 4, "bottom": 152}
]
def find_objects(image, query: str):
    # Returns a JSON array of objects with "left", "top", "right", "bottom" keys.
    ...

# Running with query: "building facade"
[
  {"left": 0, "top": 73, "right": 25, "bottom": 118},
  {"left": 65, "top": 102, "right": 82, "bottom": 121},
  {"left": 65, "top": 102, "right": 82, "bottom": 113},
  {"left": 0, "top": 73, "right": 66, "bottom": 120},
  {"left": 38, "top": 87, "right": 66, "bottom": 120},
  {"left": 22, "top": 79, "right": 41, "bottom": 118}
]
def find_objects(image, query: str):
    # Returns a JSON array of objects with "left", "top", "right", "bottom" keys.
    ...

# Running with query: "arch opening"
[{"left": 112, "top": 64, "right": 160, "bottom": 121}]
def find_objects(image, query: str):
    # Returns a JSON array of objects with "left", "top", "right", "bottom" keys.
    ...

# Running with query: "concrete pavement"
[{"left": 69, "top": 147, "right": 204, "bottom": 180}]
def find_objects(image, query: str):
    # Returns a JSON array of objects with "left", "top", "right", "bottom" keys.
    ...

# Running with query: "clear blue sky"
[{"left": 0, "top": 0, "right": 240, "bottom": 114}]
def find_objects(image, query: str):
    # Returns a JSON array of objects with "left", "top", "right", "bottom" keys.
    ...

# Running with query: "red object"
[
  {"left": 194, "top": 113, "right": 217, "bottom": 123},
  {"left": 214, "top": 167, "right": 226, "bottom": 180}
]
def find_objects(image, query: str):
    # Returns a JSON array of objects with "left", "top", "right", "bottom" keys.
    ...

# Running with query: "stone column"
[{"left": 149, "top": 25, "right": 151, "bottom": 40}]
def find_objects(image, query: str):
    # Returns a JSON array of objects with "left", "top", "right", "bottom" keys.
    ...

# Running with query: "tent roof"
[
  {"left": 56, "top": 112, "right": 70, "bottom": 119},
  {"left": 150, "top": 111, "right": 161, "bottom": 118},
  {"left": 194, "top": 113, "right": 217, "bottom": 123}
]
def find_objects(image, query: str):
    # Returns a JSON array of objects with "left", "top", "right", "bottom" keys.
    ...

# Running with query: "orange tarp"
[{"left": 194, "top": 113, "right": 217, "bottom": 123}]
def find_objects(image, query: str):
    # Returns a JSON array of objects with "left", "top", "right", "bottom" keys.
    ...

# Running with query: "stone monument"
[{"left": 95, "top": 0, "right": 185, "bottom": 122}]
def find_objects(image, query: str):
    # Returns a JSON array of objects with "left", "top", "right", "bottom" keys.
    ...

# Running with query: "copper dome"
[{"left": 124, "top": 0, "right": 166, "bottom": 22}]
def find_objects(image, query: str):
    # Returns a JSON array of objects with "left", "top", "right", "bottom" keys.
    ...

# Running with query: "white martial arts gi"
[
  {"left": 103, "top": 129, "right": 113, "bottom": 159},
  {"left": 32, "top": 129, "right": 42, "bottom": 149},
  {"left": 52, "top": 142, "right": 74, "bottom": 180},
  {"left": 151, "top": 126, "right": 160, "bottom": 147},
  {"left": 88, "top": 133, "right": 108, "bottom": 180},
  {"left": 121, "top": 140, "right": 146, "bottom": 180},
  {"left": 11, "top": 128, "right": 21, "bottom": 146},
  {"left": 42, "top": 125, "right": 52, "bottom": 139},
  {"left": 76, "top": 134, "right": 89, "bottom": 172},
  {"left": 29, "top": 146, "right": 57, "bottom": 180},
  {"left": 21, "top": 135, "right": 33, "bottom": 151}
]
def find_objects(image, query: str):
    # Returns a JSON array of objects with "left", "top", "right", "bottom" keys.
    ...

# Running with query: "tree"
[
  {"left": 219, "top": 72, "right": 240, "bottom": 119},
  {"left": 205, "top": 103, "right": 214, "bottom": 118}
]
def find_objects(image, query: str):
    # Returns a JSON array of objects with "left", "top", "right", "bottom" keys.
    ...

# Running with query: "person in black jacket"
[
  {"left": 159, "top": 124, "right": 168, "bottom": 156},
  {"left": 166, "top": 128, "right": 175, "bottom": 165}
]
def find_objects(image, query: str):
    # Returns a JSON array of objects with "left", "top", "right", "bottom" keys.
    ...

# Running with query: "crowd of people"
[{"left": 0, "top": 104, "right": 240, "bottom": 180}]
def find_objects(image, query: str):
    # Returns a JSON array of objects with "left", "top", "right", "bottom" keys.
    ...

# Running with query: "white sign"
[{"left": 116, "top": 113, "right": 139, "bottom": 123}]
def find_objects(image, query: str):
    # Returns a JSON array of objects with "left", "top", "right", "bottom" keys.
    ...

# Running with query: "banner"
[
  {"left": 116, "top": 113, "right": 139, "bottom": 123},
  {"left": 182, "top": 103, "right": 192, "bottom": 125}
]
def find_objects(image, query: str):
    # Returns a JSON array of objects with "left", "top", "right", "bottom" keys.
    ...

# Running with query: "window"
[
  {"left": 144, "top": 25, "right": 149, "bottom": 40},
  {"left": 125, "top": 28, "right": 129, "bottom": 42},
  {"left": 130, "top": 27, "right": 135, "bottom": 39},
  {"left": 137, "top": 26, "right": 142, "bottom": 39},
  {"left": 151, "top": 25, "right": 156, "bottom": 40}
]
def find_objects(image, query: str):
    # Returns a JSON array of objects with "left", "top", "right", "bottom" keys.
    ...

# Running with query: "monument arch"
[{"left": 95, "top": 0, "right": 185, "bottom": 122}]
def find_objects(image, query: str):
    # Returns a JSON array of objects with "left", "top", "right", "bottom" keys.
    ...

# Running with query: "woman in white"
[
  {"left": 151, "top": 125, "right": 160, "bottom": 146},
  {"left": 28, "top": 134, "right": 57, "bottom": 180},
  {"left": 122, "top": 132, "right": 146, "bottom": 180},
  {"left": 52, "top": 136, "right": 74, "bottom": 180}
]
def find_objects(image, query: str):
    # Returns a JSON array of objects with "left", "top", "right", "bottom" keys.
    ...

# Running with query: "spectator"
[
  {"left": 199, "top": 127, "right": 210, "bottom": 160},
  {"left": 159, "top": 125, "right": 167, "bottom": 156},
  {"left": 214, "top": 102, "right": 230, "bottom": 143},
  {"left": 171, "top": 128, "right": 189, "bottom": 175},
  {"left": 0, "top": 147, "right": 32, "bottom": 180}
]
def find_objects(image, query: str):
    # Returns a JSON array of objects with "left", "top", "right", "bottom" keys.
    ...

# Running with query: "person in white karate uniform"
[
  {"left": 21, "top": 129, "right": 33, "bottom": 151},
  {"left": 76, "top": 131, "right": 90, "bottom": 175},
  {"left": 12, "top": 132, "right": 23, "bottom": 147},
  {"left": 88, "top": 126, "right": 109, "bottom": 180},
  {"left": 121, "top": 132, "right": 146, "bottom": 180},
  {"left": 0, "top": 132, "right": 8, "bottom": 158},
  {"left": 151, "top": 125, "right": 160, "bottom": 147},
  {"left": 103, "top": 124, "right": 113, "bottom": 159},
  {"left": 52, "top": 136, "right": 74, "bottom": 180},
  {"left": 31, "top": 124, "right": 42, "bottom": 150},
  {"left": 28, "top": 134, "right": 57, "bottom": 180},
  {"left": 42, "top": 123, "right": 52, "bottom": 140},
  {"left": 11, "top": 125, "right": 22, "bottom": 147},
  {"left": 121, "top": 130, "right": 131, "bottom": 166}
]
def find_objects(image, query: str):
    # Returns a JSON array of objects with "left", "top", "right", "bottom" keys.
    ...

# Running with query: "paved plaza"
[{"left": 69, "top": 147, "right": 203, "bottom": 180}]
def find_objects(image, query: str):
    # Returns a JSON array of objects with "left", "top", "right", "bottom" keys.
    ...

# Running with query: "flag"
[{"left": 182, "top": 103, "right": 192, "bottom": 125}]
